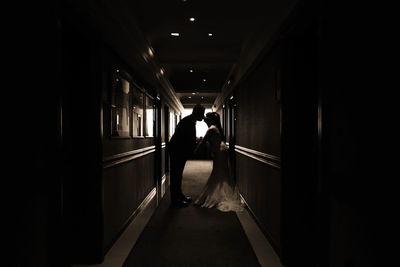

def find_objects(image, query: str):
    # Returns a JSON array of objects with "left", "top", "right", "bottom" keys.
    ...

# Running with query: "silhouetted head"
[
  {"left": 204, "top": 112, "right": 220, "bottom": 127},
  {"left": 192, "top": 104, "right": 205, "bottom": 121},
  {"left": 204, "top": 112, "right": 225, "bottom": 141}
]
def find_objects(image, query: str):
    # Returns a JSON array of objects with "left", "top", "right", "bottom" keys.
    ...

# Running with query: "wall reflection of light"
[{"left": 146, "top": 109, "right": 154, "bottom": 136}]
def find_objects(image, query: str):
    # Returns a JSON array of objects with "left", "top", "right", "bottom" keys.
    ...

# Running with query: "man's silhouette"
[{"left": 168, "top": 104, "right": 205, "bottom": 207}]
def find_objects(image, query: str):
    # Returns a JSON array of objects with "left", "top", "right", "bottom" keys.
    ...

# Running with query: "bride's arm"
[
  {"left": 194, "top": 128, "right": 217, "bottom": 157},
  {"left": 194, "top": 131, "right": 209, "bottom": 157},
  {"left": 208, "top": 130, "right": 222, "bottom": 157},
  {"left": 198, "top": 128, "right": 221, "bottom": 157}
]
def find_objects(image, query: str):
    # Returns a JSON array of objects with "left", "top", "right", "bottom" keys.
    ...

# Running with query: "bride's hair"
[{"left": 205, "top": 112, "right": 225, "bottom": 141}]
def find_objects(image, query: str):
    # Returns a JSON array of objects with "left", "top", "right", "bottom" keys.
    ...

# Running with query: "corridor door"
[{"left": 155, "top": 97, "right": 162, "bottom": 203}]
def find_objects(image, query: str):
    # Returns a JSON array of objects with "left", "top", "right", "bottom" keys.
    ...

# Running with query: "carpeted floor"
[{"left": 123, "top": 160, "right": 261, "bottom": 267}]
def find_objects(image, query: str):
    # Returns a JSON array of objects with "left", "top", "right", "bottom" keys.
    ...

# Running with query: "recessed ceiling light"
[
  {"left": 189, "top": 69, "right": 193, "bottom": 73},
  {"left": 160, "top": 68, "right": 164, "bottom": 75},
  {"left": 203, "top": 78, "right": 206, "bottom": 82},
  {"left": 192, "top": 92, "right": 196, "bottom": 95},
  {"left": 201, "top": 97, "right": 204, "bottom": 99},
  {"left": 189, "top": 17, "right": 196, "bottom": 22},
  {"left": 171, "top": 32, "right": 180, "bottom": 36},
  {"left": 148, "top": 47, "right": 154, "bottom": 57},
  {"left": 208, "top": 33, "right": 213, "bottom": 36},
  {"left": 188, "top": 96, "right": 192, "bottom": 99}
]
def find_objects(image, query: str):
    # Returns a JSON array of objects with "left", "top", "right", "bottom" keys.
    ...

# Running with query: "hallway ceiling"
[{"left": 128, "top": 0, "right": 267, "bottom": 109}]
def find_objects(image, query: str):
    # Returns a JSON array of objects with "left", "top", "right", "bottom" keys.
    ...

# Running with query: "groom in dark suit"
[{"left": 168, "top": 104, "right": 205, "bottom": 207}]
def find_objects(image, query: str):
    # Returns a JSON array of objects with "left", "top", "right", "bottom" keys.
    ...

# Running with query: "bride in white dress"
[{"left": 194, "top": 112, "right": 244, "bottom": 212}]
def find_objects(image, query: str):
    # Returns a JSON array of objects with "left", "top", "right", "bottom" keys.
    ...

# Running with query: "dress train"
[{"left": 194, "top": 127, "right": 244, "bottom": 212}]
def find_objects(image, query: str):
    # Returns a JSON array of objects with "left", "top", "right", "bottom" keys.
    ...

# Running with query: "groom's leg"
[{"left": 170, "top": 156, "right": 186, "bottom": 202}]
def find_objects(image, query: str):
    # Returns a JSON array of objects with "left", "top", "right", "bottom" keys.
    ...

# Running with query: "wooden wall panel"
[
  {"left": 236, "top": 44, "right": 282, "bottom": 156},
  {"left": 102, "top": 153, "right": 155, "bottom": 251},
  {"left": 236, "top": 153, "right": 281, "bottom": 254},
  {"left": 234, "top": 41, "right": 283, "bottom": 256}
]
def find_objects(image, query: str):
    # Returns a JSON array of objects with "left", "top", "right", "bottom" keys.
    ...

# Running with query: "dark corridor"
[{"left": 8, "top": 0, "right": 386, "bottom": 266}]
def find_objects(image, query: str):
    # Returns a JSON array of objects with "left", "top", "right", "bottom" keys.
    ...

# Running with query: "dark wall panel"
[
  {"left": 102, "top": 153, "right": 155, "bottom": 251},
  {"left": 236, "top": 154, "right": 281, "bottom": 254},
  {"left": 60, "top": 21, "right": 104, "bottom": 263},
  {"left": 234, "top": 42, "right": 283, "bottom": 255},
  {"left": 236, "top": 45, "right": 282, "bottom": 156}
]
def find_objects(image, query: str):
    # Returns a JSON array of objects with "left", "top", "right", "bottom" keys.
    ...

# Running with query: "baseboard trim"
[{"left": 236, "top": 194, "right": 283, "bottom": 267}]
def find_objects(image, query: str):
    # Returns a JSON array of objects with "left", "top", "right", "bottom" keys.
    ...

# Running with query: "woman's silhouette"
[{"left": 194, "top": 112, "right": 244, "bottom": 212}]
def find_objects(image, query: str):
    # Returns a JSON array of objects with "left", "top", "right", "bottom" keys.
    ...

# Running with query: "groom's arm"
[{"left": 173, "top": 118, "right": 197, "bottom": 156}]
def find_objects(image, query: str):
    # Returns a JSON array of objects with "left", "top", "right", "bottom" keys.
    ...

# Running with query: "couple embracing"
[{"left": 168, "top": 104, "right": 243, "bottom": 212}]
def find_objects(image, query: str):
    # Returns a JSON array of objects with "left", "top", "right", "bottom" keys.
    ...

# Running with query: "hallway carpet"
[{"left": 123, "top": 160, "right": 261, "bottom": 267}]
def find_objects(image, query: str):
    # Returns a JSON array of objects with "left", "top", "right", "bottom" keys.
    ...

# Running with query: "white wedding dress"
[{"left": 194, "top": 125, "right": 244, "bottom": 212}]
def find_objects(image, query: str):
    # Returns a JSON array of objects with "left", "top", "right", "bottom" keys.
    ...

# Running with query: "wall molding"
[
  {"left": 235, "top": 145, "right": 281, "bottom": 169},
  {"left": 235, "top": 145, "right": 280, "bottom": 162},
  {"left": 103, "top": 146, "right": 156, "bottom": 169}
]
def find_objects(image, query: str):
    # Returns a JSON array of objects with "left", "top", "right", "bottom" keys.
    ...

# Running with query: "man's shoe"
[
  {"left": 171, "top": 199, "right": 189, "bottom": 208},
  {"left": 179, "top": 195, "right": 192, "bottom": 203}
]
